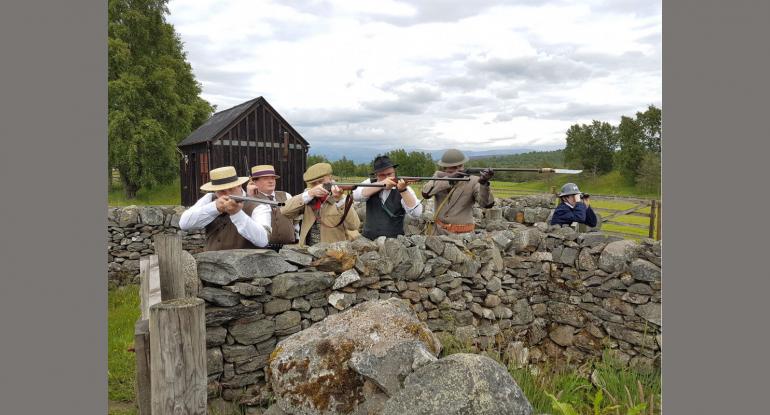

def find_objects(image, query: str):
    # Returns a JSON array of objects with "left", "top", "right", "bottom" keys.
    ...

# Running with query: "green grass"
[
  {"left": 108, "top": 286, "right": 247, "bottom": 415},
  {"left": 108, "top": 178, "right": 181, "bottom": 206},
  {"left": 108, "top": 285, "right": 141, "bottom": 404},
  {"left": 436, "top": 333, "right": 661, "bottom": 415}
]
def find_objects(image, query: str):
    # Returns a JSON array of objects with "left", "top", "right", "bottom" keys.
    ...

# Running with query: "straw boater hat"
[
  {"left": 200, "top": 166, "right": 249, "bottom": 192},
  {"left": 250, "top": 164, "right": 280, "bottom": 179},
  {"left": 303, "top": 162, "right": 333, "bottom": 185}
]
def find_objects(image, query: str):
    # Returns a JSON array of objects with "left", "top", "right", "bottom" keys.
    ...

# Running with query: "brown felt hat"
[{"left": 200, "top": 166, "right": 249, "bottom": 192}]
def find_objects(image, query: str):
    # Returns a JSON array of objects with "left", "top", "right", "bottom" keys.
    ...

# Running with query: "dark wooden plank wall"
[
  {"left": 205, "top": 104, "right": 308, "bottom": 197},
  {"left": 180, "top": 143, "right": 208, "bottom": 206}
]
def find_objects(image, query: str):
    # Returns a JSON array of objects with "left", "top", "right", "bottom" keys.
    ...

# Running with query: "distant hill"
[{"left": 309, "top": 145, "right": 562, "bottom": 163}]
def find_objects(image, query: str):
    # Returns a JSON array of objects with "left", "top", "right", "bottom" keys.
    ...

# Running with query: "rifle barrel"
[
  {"left": 465, "top": 167, "right": 551, "bottom": 173},
  {"left": 323, "top": 182, "right": 387, "bottom": 189},
  {"left": 228, "top": 195, "right": 285, "bottom": 206},
  {"left": 399, "top": 176, "right": 471, "bottom": 181}
]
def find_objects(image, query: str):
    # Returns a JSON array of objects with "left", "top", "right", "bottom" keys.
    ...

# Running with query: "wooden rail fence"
[
  {"left": 135, "top": 233, "right": 207, "bottom": 415},
  {"left": 591, "top": 197, "right": 661, "bottom": 240}
]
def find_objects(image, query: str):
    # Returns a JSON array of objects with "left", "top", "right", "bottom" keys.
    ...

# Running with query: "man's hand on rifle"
[
  {"left": 215, "top": 195, "right": 228, "bottom": 213},
  {"left": 379, "top": 177, "right": 397, "bottom": 191},
  {"left": 478, "top": 168, "right": 495, "bottom": 185},
  {"left": 309, "top": 183, "right": 330, "bottom": 199},
  {"left": 330, "top": 185, "right": 344, "bottom": 199},
  {"left": 396, "top": 178, "right": 415, "bottom": 192},
  {"left": 222, "top": 197, "right": 243, "bottom": 215}
]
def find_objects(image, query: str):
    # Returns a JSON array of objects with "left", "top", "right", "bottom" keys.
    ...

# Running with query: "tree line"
[
  {"left": 564, "top": 105, "right": 661, "bottom": 192},
  {"left": 307, "top": 149, "right": 436, "bottom": 179}
]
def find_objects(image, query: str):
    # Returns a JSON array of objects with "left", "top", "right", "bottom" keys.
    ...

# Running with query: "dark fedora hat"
[{"left": 371, "top": 155, "right": 399, "bottom": 174}]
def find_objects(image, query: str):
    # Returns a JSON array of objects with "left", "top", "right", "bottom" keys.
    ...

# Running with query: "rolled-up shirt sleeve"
[
  {"left": 229, "top": 210, "right": 269, "bottom": 247},
  {"left": 301, "top": 190, "right": 313, "bottom": 205},
  {"left": 352, "top": 178, "right": 372, "bottom": 202},
  {"left": 178, "top": 193, "right": 220, "bottom": 230},
  {"left": 401, "top": 187, "right": 423, "bottom": 218}
]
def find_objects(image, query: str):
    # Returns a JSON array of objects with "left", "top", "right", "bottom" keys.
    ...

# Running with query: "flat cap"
[{"left": 303, "top": 162, "right": 333, "bottom": 182}]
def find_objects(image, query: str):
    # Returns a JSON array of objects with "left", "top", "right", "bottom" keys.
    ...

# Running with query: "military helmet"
[
  {"left": 437, "top": 148, "right": 469, "bottom": 167},
  {"left": 558, "top": 183, "right": 582, "bottom": 197}
]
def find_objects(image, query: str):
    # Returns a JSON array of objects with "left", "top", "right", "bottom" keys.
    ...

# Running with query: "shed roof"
[{"left": 178, "top": 97, "right": 309, "bottom": 147}]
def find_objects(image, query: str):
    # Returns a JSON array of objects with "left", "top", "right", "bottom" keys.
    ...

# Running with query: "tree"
[
  {"left": 306, "top": 154, "right": 330, "bottom": 166},
  {"left": 636, "top": 152, "right": 661, "bottom": 194},
  {"left": 108, "top": 0, "right": 213, "bottom": 198},
  {"left": 564, "top": 121, "right": 616, "bottom": 176},
  {"left": 377, "top": 149, "right": 435, "bottom": 177},
  {"left": 615, "top": 116, "right": 646, "bottom": 184},
  {"left": 331, "top": 156, "right": 357, "bottom": 177},
  {"left": 636, "top": 105, "right": 661, "bottom": 153}
]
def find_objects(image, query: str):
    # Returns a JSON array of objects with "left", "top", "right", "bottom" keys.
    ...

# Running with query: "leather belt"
[{"left": 435, "top": 218, "right": 475, "bottom": 233}]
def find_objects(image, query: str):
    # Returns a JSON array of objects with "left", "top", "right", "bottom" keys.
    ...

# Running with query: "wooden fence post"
[
  {"left": 153, "top": 234, "right": 186, "bottom": 301},
  {"left": 656, "top": 201, "right": 662, "bottom": 240},
  {"left": 134, "top": 319, "right": 152, "bottom": 415},
  {"left": 150, "top": 298, "right": 207, "bottom": 415},
  {"left": 648, "top": 200, "right": 657, "bottom": 239}
]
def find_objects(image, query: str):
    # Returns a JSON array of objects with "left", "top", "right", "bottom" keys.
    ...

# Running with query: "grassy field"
[
  {"left": 108, "top": 179, "right": 182, "bottom": 206},
  {"left": 108, "top": 170, "right": 659, "bottom": 207},
  {"left": 108, "top": 285, "right": 141, "bottom": 414},
  {"left": 109, "top": 286, "right": 660, "bottom": 414}
]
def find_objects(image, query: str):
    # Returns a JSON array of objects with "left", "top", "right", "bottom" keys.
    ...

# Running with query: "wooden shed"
[{"left": 178, "top": 97, "right": 310, "bottom": 206}]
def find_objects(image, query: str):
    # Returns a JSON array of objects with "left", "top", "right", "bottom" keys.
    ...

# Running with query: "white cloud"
[{"left": 167, "top": 0, "right": 661, "bottom": 159}]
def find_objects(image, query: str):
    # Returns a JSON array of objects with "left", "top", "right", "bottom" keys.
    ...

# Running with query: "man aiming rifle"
[
  {"left": 280, "top": 163, "right": 370, "bottom": 247},
  {"left": 352, "top": 155, "right": 425, "bottom": 240},
  {"left": 421, "top": 149, "right": 496, "bottom": 236},
  {"left": 178, "top": 166, "right": 271, "bottom": 250}
]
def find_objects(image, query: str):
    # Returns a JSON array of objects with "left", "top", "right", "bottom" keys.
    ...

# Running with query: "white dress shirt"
[
  {"left": 178, "top": 191, "right": 270, "bottom": 247},
  {"left": 252, "top": 191, "right": 301, "bottom": 240},
  {"left": 351, "top": 178, "right": 423, "bottom": 218}
]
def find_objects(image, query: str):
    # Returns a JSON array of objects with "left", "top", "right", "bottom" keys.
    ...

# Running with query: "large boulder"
[
  {"left": 380, "top": 353, "right": 533, "bottom": 415},
  {"left": 195, "top": 249, "right": 297, "bottom": 285},
  {"left": 267, "top": 298, "right": 442, "bottom": 415}
]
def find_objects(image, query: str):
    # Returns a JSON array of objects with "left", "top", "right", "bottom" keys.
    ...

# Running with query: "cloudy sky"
[{"left": 167, "top": 0, "right": 661, "bottom": 160}]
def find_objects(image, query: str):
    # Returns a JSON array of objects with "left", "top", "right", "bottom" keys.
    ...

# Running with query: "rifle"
[
  {"left": 367, "top": 174, "right": 471, "bottom": 183},
  {"left": 397, "top": 176, "right": 470, "bottom": 182},
  {"left": 464, "top": 167, "right": 583, "bottom": 174},
  {"left": 227, "top": 195, "right": 286, "bottom": 207},
  {"left": 322, "top": 182, "right": 386, "bottom": 191}
]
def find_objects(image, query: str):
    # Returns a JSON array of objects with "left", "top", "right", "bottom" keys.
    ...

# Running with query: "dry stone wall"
[
  {"left": 107, "top": 194, "right": 559, "bottom": 286},
  {"left": 107, "top": 206, "right": 206, "bottom": 286},
  {"left": 192, "top": 228, "right": 661, "bottom": 406},
  {"left": 107, "top": 196, "right": 659, "bottom": 408}
]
